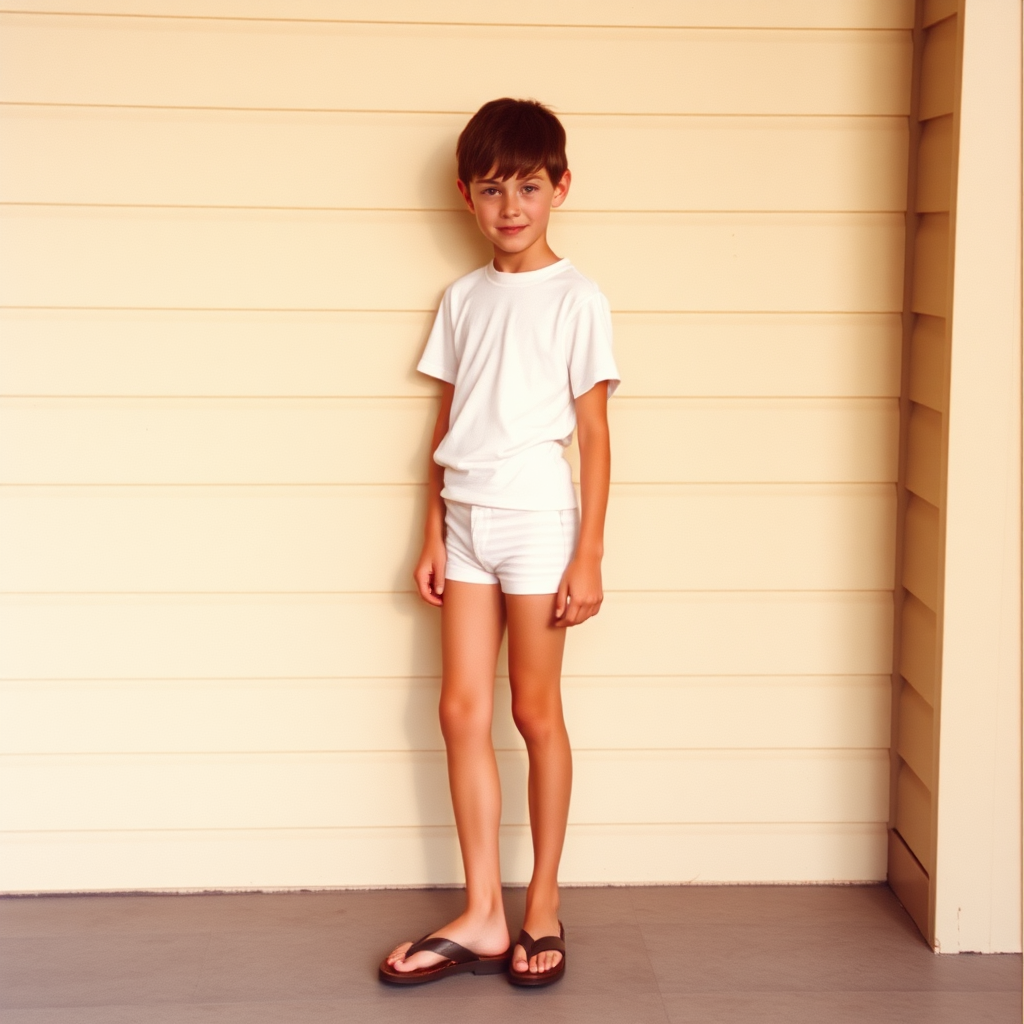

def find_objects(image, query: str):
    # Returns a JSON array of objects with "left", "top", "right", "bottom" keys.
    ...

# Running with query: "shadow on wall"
[{"left": 422, "top": 141, "right": 493, "bottom": 301}]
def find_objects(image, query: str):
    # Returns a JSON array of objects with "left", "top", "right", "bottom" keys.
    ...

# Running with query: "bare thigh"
[
  {"left": 439, "top": 580, "right": 505, "bottom": 731},
  {"left": 505, "top": 594, "right": 567, "bottom": 716}
]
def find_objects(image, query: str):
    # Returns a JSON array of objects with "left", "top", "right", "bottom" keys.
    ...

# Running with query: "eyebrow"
[{"left": 477, "top": 174, "right": 543, "bottom": 185}]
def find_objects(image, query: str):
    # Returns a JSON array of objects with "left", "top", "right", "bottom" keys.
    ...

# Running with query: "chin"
[{"left": 495, "top": 234, "right": 534, "bottom": 251}]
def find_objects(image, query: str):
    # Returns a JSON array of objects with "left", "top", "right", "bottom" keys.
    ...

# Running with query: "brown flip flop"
[
  {"left": 508, "top": 922, "right": 566, "bottom": 987},
  {"left": 378, "top": 934, "right": 512, "bottom": 985}
]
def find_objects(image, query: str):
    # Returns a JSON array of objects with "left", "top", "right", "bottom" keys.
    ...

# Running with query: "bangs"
[{"left": 457, "top": 98, "right": 567, "bottom": 186}]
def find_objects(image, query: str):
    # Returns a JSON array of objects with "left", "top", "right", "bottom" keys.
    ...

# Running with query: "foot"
[
  {"left": 385, "top": 909, "right": 510, "bottom": 974},
  {"left": 511, "top": 902, "right": 563, "bottom": 976}
]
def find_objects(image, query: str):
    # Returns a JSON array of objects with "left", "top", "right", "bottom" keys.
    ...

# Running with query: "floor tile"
[
  {"left": 556, "top": 884, "right": 637, "bottom": 928},
  {"left": 0, "top": 933, "right": 208, "bottom": 1009},
  {"left": 0, "top": 888, "right": 476, "bottom": 941},
  {"left": 642, "top": 920, "right": 1021, "bottom": 994},
  {"left": 0, "top": 892, "right": 348, "bottom": 939},
  {"left": 0, "top": 1003, "right": 345, "bottom": 1024},
  {"left": 189, "top": 931, "right": 355, "bottom": 1002},
  {"left": 0, "top": 990, "right": 666, "bottom": 1024},
  {"left": 659, "top": 989, "right": 1023, "bottom": 1024},
  {"left": 629, "top": 883, "right": 913, "bottom": 932}
]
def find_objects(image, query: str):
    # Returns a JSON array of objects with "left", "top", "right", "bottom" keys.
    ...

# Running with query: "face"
[{"left": 457, "top": 166, "right": 571, "bottom": 259}]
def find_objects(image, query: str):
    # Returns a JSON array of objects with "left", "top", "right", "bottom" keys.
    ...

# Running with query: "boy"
[{"left": 379, "top": 98, "right": 618, "bottom": 987}]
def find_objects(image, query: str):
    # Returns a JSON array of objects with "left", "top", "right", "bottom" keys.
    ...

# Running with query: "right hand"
[{"left": 413, "top": 536, "right": 447, "bottom": 607}]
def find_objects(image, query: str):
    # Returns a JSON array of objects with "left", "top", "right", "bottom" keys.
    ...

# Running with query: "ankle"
[
  {"left": 464, "top": 892, "right": 506, "bottom": 922},
  {"left": 525, "top": 882, "right": 560, "bottom": 916}
]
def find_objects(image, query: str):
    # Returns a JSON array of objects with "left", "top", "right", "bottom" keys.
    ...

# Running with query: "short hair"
[{"left": 457, "top": 98, "right": 568, "bottom": 186}]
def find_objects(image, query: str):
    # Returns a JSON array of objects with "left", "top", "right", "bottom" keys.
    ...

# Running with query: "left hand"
[{"left": 554, "top": 554, "right": 604, "bottom": 627}]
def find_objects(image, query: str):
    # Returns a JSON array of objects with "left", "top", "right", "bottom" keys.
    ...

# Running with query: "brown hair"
[{"left": 456, "top": 98, "right": 567, "bottom": 187}]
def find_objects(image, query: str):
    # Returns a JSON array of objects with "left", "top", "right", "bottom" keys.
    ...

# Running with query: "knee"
[
  {"left": 510, "top": 692, "right": 563, "bottom": 746},
  {"left": 439, "top": 693, "right": 491, "bottom": 744}
]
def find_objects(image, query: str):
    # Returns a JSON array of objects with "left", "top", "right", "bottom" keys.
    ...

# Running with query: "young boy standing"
[{"left": 379, "top": 98, "right": 619, "bottom": 988}]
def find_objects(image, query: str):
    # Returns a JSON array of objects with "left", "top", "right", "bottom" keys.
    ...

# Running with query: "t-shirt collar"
[{"left": 484, "top": 258, "right": 572, "bottom": 287}]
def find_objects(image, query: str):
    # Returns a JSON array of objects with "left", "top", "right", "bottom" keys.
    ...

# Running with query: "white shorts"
[{"left": 443, "top": 501, "right": 579, "bottom": 595}]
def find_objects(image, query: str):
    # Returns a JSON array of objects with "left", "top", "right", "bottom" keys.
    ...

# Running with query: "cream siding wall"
[{"left": 0, "top": 2, "right": 913, "bottom": 890}]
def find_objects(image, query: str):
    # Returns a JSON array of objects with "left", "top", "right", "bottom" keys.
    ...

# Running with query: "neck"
[{"left": 491, "top": 238, "right": 560, "bottom": 274}]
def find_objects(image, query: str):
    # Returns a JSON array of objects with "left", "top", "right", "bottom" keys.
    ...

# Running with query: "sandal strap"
[
  {"left": 404, "top": 935, "right": 477, "bottom": 964},
  {"left": 516, "top": 926, "right": 566, "bottom": 958},
  {"left": 528, "top": 934, "right": 566, "bottom": 957}
]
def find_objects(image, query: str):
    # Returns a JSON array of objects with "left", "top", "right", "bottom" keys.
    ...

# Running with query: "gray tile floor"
[{"left": 0, "top": 885, "right": 1019, "bottom": 1023}]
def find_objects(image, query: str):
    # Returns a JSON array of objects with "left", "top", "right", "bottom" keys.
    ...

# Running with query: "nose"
[{"left": 501, "top": 190, "right": 521, "bottom": 219}]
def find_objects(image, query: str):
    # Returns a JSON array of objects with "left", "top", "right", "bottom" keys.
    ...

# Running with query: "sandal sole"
[
  {"left": 508, "top": 962, "right": 565, "bottom": 987},
  {"left": 379, "top": 955, "right": 510, "bottom": 985}
]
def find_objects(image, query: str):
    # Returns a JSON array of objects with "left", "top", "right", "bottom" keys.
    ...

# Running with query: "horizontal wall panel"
[
  {"left": 896, "top": 681, "right": 934, "bottom": 788},
  {"left": 0, "top": 485, "right": 429, "bottom": 593},
  {"left": 0, "top": 107, "right": 910, "bottom": 214},
  {"left": 0, "top": 207, "right": 484, "bottom": 312},
  {"left": 0, "top": 208, "right": 907, "bottom": 313},
  {"left": 915, "top": 114, "right": 953, "bottom": 212},
  {"left": 899, "top": 594, "right": 937, "bottom": 705},
  {"left": 0, "top": 309, "right": 436, "bottom": 398},
  {"left": 0, "top": 17, "right": 913, "bottom": 115},
  {"left": 0, "top": 484, "right": 897, "bottom": 593},
  {"left": 0, "top": 591, "right": 895, "bottom": 679},
  {"left": 608, "top": 482, "right": 885, "bottom": 589},
  {"left": 0, "top": 676, "right": 892, "bottom": 755},
  {"left": 0, "top": 309, "right": 903, "bottom": 400},
  {"left": 614, "top": 314, "right": 902, "bottom": 398},
  {"left": 905, "top": 403, "right": 942, "bottom": 506},
  {"left": 918, "top": 14, "right": 957, "bottom": 121},
  {"left": 3, "top": 1, "right": 916, "bottom": 30},
  {"left": 907, "top": 314, "right": 947, "bottom": 412},
  {"left": 895, "top": 761, "right": 932, "bottom": 872},
  {"left": 0, "top": 398, "right": 900, "bottom": 485},
  {"left": 0, "top": 821, "right": 889, "bottom": 892},
  {"left": 0, "top": 748, "right": 891, "bottom": 831},
  {"left": 0, "top": 398, "right": 434, "bottom": 485},
  {"left": 911, "top": 213, "right": 949, "bottom": 317},
  {"left": 901, "top": 495, "right": 940, "bottom": 611}
]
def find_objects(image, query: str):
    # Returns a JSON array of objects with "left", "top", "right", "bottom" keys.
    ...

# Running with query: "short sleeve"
[
  {"left": 417, "top": 287, "right": 458, "bottom": 384},
  {"left": 566, "top": 291, "right": 620, "bottom": 399}
]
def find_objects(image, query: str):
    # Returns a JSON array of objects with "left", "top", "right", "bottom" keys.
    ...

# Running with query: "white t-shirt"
[{"left": 417, "top": 258, "right": 620, "bottom": 511}]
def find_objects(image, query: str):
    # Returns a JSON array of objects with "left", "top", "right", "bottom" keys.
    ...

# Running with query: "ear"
[
  {"left": 550, "top": 169, "right": 571, "bottom": 209},
  {"left": 456, "top": 179, "right": 476, "bottom": 213}
]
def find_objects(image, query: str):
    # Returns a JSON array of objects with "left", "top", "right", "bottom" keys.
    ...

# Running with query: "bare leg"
[
  {"left": 505, "top": 593, "right": 570, "bottom": 976},
  {"left": 387, "top": 580, "right": 511, "bottom": 972}
]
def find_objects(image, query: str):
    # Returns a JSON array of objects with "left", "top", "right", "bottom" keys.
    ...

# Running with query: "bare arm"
[
  {"left": 413, "top": 381, "right": 454, "bottom": 606},
  {"left": 556, "top": 382, "right": 611, "bottom": 627}
]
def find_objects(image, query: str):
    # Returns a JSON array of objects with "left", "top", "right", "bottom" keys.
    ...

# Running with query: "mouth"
[{"left": 498, "top": 225, "right": 526, "bottom": 235}]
